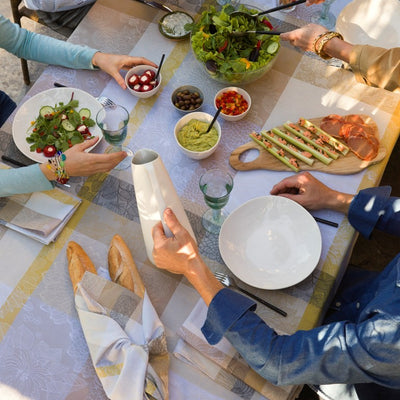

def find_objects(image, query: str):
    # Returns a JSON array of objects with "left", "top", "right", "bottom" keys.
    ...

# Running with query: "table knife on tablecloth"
[{"left": 133, "top": 0, "right": 173, "bottom": 13}]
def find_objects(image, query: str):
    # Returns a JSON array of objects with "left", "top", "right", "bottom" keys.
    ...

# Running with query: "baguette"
[
  {"left": 67, "top": 241, "right": 97, "bottom": 293},
  {"left": 108, "top": 234, "right": 145, "bottom": 298}
]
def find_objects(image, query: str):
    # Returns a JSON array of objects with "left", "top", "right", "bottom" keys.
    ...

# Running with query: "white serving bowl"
[
  {"left": 174, "top": 111, "right": 221, "bottom": 160},
  {"left": 214, "top": 86, "right": 251, "bottom": 122},
  {"left": 125, "top": 65, "right": 161, "bottom": 99}
]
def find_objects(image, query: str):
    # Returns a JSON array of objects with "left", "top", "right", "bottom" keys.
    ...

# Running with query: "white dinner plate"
[
  {"left": 219, "top": 196, "right": 322, "bottom": 290},
  {"left": 336, "top": 0, "right": 400, "bottom": 48},
  {"left": 12, "top": 87, "right": 103, "bottom": 163}
]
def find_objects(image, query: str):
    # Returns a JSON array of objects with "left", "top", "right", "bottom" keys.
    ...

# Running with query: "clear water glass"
[
  {"left": 199, "top": 169, "right": 233, "bottom": 234},
  {"left": 311, "top": 0, "right": 336, "bottom": 29},
  {"left": 275, "top": 0, "right": 296, "bottom": 13},
  {"left": 96, "top": 104, "right": 133, "bottom": 170}
]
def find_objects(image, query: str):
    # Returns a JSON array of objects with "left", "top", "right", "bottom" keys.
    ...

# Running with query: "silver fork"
[
  {"left": 53, "top": 83, "right": 117, "bottom": 107},
  {"left": 214, "top": 272, "right": 287, "bottom": 317},
  {"left": 97, "top": 96, "right": 117, "bottom": 107}
]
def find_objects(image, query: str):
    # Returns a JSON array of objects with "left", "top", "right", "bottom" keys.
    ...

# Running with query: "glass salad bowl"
[{"left": 190, "top": 4, "right": 280, "bottom": 85}]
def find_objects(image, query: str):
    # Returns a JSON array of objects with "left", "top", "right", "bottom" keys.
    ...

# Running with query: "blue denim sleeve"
[
  {"left": 0, "top": 14, "right": 97, "bottom": 69},
  {"left": 202, "top": 282, "right": 400, "bottom": 387},
  {"left": 201, "top": 288, "right": 256, "bottom": 344},
  {"left": 348, "top": 186, "right": 400, "bottom": 238}
]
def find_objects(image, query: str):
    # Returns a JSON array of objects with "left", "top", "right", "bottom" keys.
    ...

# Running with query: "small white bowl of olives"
[{"left": 171, "top": 85, "right": 203, "bottom": 113}]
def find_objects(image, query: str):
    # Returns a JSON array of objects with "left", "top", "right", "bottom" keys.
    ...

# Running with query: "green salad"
[
  {"left": 26, "top": 95, "right": 96, "bottom": 156},
  {"left": 190, "top": 4, "right": 280, "bottom": 84}
]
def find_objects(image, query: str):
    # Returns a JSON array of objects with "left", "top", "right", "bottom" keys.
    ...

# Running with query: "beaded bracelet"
[
  {"left": 46, "top": 151, "right": 69, "bottom": 184},
  {"left": 314, "top": 31, "right": 343, "bottom": 60}
]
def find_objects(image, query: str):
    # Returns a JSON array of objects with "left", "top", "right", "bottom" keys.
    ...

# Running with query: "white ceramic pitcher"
[{"left": 131, "top": 149, "right": 196, "bottom": 263}]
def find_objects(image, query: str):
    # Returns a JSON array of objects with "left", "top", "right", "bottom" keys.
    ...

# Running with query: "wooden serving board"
[{"left": 230, "top": 115, "right": 386, "bottom": 175}]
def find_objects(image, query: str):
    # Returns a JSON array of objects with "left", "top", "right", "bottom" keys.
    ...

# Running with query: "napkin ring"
[
  {"left": 47, "top": 151, "right": 69, "bottom": 184},
  {"left": 314, "top": 31, "right": 343, "bottom": 60}
]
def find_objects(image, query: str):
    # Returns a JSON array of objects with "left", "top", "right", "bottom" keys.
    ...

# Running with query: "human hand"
[
  {"left": 152, "top": 208, "right": 223, "bottom": 305},
  {"left": 280, "top": 23, "right": 327, "bottom": 52},
  {"left": 270, "top": 172, "right": 353, "bottom": 213},
  {"left": 64, "top": 137, "right": 127, "bottom": 176},
  {"left": 91, "top": 53, "right": 157, "bottom": 89},
  {"left": 152, "top": 208, "right": 201, "bottom": 276}
]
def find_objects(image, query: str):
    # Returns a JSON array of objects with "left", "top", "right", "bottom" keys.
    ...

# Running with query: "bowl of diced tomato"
[{"left": 214, "top": 87, "right": 251, "bottom": 121}]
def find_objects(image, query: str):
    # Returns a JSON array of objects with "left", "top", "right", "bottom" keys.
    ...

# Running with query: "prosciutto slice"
[{"left": 320, "top": 114, "right": 380, "bottom": 161}]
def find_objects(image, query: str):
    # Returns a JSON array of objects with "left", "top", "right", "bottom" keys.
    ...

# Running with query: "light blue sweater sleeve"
[
  {"left": 0, "top": 14, "right": 97, "bottom": 69},
  {"left": 0, "top": 164, "right": 54, "bottom": 197}
]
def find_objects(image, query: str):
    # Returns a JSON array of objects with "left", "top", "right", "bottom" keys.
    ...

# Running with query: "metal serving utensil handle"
[
  {"left": 135, "top": 0, "right": 173, "bottom": 13},
  {"left": 237, "top": 287, "right": 287, "bottom": 317}
]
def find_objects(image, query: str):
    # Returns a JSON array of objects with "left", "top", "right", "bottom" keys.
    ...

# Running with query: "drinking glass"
[
  {"left": 311, "top": 0, "right": 336, "bottom": 29},
  {"left": 199, "top": 169, "right": 233, "bottom": 234},
  {"left": 96, "top": 104, "right": 133, "bottom": 170},
  {"left": 275, "top": 0, "right": 296, "bottom": 13}
]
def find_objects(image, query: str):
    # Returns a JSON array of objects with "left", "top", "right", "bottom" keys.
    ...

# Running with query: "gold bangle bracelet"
[
  {"left": 315, "top": 31, "right": 344, "bottom": 60},
  {"left": 312, "top": 32, "right": 327, "bottom": 54}
]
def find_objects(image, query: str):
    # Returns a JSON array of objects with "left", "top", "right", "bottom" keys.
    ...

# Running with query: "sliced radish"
[
  {"left": 128, "top": 74, "right": 140, "bottom": 86},
  {"left": 139, "top": 74, "right": 151, "bottom": 84},
  {"left": 141, "top": 84, "right": 154, "bottom": 92},
  {"left": 133, "top": 83, "right": 142, "bottom": 92},
  {"left": 144, "top": 69, "right": 155, "bottom": 79}
]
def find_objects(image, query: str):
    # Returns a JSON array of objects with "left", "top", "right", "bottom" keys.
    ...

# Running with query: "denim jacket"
[{"left": 202, "top": 187, "right": 400, "bottom": 398}]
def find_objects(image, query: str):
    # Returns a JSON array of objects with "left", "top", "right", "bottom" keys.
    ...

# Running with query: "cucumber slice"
[
  {"left": 39, "top": 106, "right": 55, "bottom": 118},
  {"left": 62, "top": 119, "right": 75, "bottom": 132},
  {"left": 79, "top": 108, "right": 91, "bottom": 119},
  {"left": 267, "top": 41, "right": 279, "bottom": 54}
]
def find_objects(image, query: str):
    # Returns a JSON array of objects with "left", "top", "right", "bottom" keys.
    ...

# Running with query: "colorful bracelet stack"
[
  {"left": 46, "top": 151, "right": 69, "bottom": 184},
  {"left": 313, "top": 31, "right": 344, "bottom": 60}
]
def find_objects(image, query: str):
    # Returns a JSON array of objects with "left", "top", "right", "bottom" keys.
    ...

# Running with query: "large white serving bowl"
[{"left": 174, "top": 111, "right": 221, "bottom": 160}]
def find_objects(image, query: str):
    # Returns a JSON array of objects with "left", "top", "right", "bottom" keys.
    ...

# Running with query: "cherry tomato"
[
  {"left": 43, "top": 145, "right": 57, "bottom": 157},
  {"left": 215, "top": 91, "right": 249, "bottom": 116}
]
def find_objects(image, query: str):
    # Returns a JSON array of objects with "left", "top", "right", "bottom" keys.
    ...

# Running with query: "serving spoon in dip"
[
  {"left": 205, "top": 107, "right": 222, "bottom": 134},
  {"left": 230, "top": 0, "right": 306, "bottom": 19}
]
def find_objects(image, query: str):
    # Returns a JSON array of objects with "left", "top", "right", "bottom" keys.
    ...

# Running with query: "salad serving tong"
[
  {"left": 230, "top": 0, "right": 307, "bottom": 19},
  {"left": 231, "top": 30, "right": 284, "bottom": 37}
]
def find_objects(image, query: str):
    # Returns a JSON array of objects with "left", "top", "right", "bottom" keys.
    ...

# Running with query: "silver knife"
[{"left": 133, "top": 0, "right": 173, "bottom": 13}]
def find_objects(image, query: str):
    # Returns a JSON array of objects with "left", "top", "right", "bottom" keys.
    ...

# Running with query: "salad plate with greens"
[
  {"left": 12, "top": 88, "right": 103, "bottom": 163},
  {"left": 190, "top": 4, "right": 280, "bottom": 84}
]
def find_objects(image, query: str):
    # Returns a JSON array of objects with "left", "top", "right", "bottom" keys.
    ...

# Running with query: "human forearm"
[
  {"left": 0, "top": 164, "right": 53, "bottom": 197},
  {"left": 0, "top": 15, "right": 96, "bottom": 68},
  {"left": 322, "top": 37, "right": 353, "bottom": 63},
  {"left": 185, "top": 257, "right": 224, "bottom": 306}
]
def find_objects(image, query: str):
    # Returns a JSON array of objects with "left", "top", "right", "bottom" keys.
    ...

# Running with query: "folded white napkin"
[
  {"left": 75, "top": 271, "right": 169, "bottom": 400},
  {"left": 174, "top": 299, "right": 301, "bottom": 400},
  {"left": 0, "top": 188, "right": 81, "bottom": 244}
]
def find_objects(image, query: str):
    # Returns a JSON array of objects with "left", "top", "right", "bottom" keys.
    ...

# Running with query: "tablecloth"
[{"left": 0, "top": 0, "right": 399, "bottom": 398}]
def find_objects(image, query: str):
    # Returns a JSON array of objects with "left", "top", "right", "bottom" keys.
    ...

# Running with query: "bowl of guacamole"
[
  {"left": 190, "top": 4, "right": 280, "bottom": 84},
  {"left": 174, "top": 112, "right": 221, "bottom": 159}
]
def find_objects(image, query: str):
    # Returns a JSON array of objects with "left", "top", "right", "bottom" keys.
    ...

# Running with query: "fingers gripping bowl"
[{"left": 190, "top": 4, "right": 280, "bottom": 84}]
